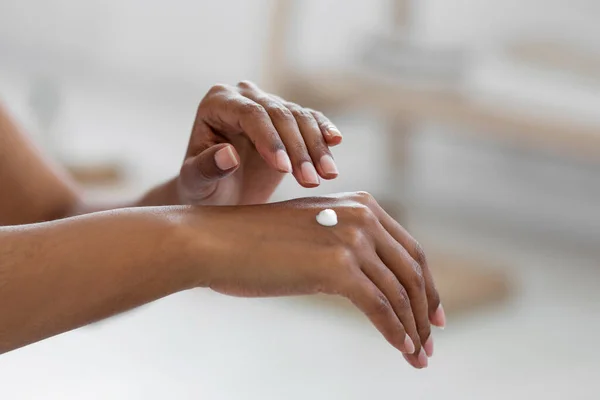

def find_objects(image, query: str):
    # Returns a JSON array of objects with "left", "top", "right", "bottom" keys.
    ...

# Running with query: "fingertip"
[
  {"left": 402, "top": 353, "right": 424, "bottom": 369},
  {"left": 324, "top": 127, "right": 343, "bottom": 145},
  {"left": 275, "top": 149, "right": 292, "bottom": 173},
  {"left": 418, "top": 348, "right": 429, "bottom": 368},
  {"left": 423, "top": 335, "right": 434, "bottom": 357},
  {"left": 403, "top": 334, "right": 416, "bottom": 354},
  {"left": 325, "top": 133, "right": 343, "bottom": 147},
  {"left": 319, "top": 154, "right": 339, "bottom": 178},
  {"left": 214, "top": 145, "right": 240, "bottom": 171},
  {"left": 300, "top": 161, "right": 320, "bottom": 186},
  {"left": 430, "top": 304, "right": 446, "bottom": 329}
]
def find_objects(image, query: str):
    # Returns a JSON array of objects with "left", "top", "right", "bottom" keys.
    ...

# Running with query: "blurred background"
[{"left": 1, "top": 0, "right": 600, "bottom": 398}]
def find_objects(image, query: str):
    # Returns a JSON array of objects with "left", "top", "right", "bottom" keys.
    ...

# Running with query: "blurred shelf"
[
  {"left": 281, "top": 69, "right": 600, "bottom": 162},
  {"left": 64, "top": 161, "right": 124, "bottom": 187},
  {"left": 509, "top": 40, "right": 600, "bottom": 82}
]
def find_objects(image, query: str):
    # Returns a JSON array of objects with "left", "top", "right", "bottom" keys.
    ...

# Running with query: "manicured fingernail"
[
  {"left": 402, "top": 354, "right": 419, "bottom": 369},
  {"left": 214, "top": 146, "right": 239, "bottom": 171},
  {"left": 320, "top": 154, "right": 338, "bottom": 176},
  {"left": 327, "top": 127, "right": 342, "bottom": 140},
  {"left": 403, "top": 334, "right": 415, "bottom": 354},
  {"left": 423, "top": 335, "right": 434, "bottom": 357},
  {"left": 431, "top": 304, "right": 446, "bottom": 329},
  {"left": 301, "top": 162, "right": 320, "bottom": 185},
  {"left": 418, "top": 348, "right": 428, "bottom": 368},
  {"left": 275, "top": 150, "right": 292, "bottom": 173}
]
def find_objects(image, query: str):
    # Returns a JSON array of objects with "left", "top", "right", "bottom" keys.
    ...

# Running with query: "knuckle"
[
  {"left": 290, "top": 107, "right": 314, "bottom": 121},
  {"left": 369, "top": 292, "right": 392, "bottom": 316},
  {"left": 408, "top": 262, "right": 426, "bottom": 289},
  {"left": 239, "top": 102, "right": 267, "bottom": 118},
  {"left": 284, "top": 101, "right": 301, "bottom": 110},
  {"left": 267, "top": 104, "right": 294, "bottom": 121},
  {"left": 236, "top": 80, "right": 255, "bottom": 90},
  {"left": 202, "top": 85, "right": 232, "bottom": 107},
  {"left": 311, "top": 109, "right": 326, "bottom": 120},
  {"left": 206, "top": 83, "right": 229, "bottom": 96},
  {"left": 353, "top": 191, "right": 374, "bottom": 205},
  {"left": 413, "top": 242, "right": 427, "bottom": 267},
  {"left": 396, "top": 284, "right": 410, "bottom": 307}
]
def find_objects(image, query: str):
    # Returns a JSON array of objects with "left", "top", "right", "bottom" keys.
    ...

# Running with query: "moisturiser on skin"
[{"left": 316, "top": 209, "right": 338, "bottom": 227}]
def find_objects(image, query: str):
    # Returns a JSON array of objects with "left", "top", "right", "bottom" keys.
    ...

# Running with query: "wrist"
[
  {"left": 108, "top": 207, "right": 204, "bottom": 291},
  {"left": 160, "top": 206, "right": 226, "bottom": 289}
]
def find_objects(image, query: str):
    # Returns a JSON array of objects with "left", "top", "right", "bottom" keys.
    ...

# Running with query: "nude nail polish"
[
  {"left": 215, "top": 146, "right": 238, "bottom": 171},
  {"left": 275, "top": 150, "right": 292, "bottom": 173},
  {"left": 431, "top": 304, "right": 446, "bottom": 329},
  {"left": 301, "top": 162, "right": 319, "bottom": 185},
  {"left": 404, "top": 334, "right": 416, "bottom": 354},
  {"left": 320, "top": 154, "right": 338, "bottom": 176},
  {"left": 327, "top": 127, "right": 342, "bottom": 140},
  {"left": 418, "top": 348, "right": 428, "bottom": 368},
  {"left": 423, "top": 335, "right": 434, "bottom": 357}
]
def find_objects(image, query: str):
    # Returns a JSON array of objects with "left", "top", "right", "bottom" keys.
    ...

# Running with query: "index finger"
[{"left": 200, "top": 88, "right": 293, "bottom": 174}]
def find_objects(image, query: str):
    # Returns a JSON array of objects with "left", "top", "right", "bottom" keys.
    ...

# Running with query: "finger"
[
  {"left": 361, "top": 258, "right": 428, "bottom": 368},
  {"left": 371, "top": 202, "right": 444, "bottom": 329},
  {"left": 343, "top": 272, "right": 419, "bottom": 360},
  {"left": 284, "top": 102, "right": 339, "bottom": 180},
  {"left": 308, "top": 108, "right": 343, "bottom": 147},
  {"left": 179, "top": 143, "right": 240, "bottom": 202},
  {"left": 403, "top": 353, "right": 423, "bottom": 369},
  {"left": 239, "top": 85, "right": 319, "bottom": 187},
  {"left": 200, "top": 87, "right": 293, "bottom": 174},
  {"left": 374, "top": 227, "right": 432, "bottom": 361}
]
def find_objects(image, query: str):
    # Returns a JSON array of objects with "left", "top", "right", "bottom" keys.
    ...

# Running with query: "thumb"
[{"left": 180, "top": 143, "right": 240, "bottom": 194}]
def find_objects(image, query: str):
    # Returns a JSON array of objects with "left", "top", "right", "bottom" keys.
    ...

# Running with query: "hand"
[
  {"left": 176, "top": 81, "right": 343, "bottom": 206},
  {"left": 186, "top": 192, "right": 445, "bottom": 369}
]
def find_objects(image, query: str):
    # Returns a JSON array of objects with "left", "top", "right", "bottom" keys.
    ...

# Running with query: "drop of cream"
[{"left": 316, "top": 209, "right": 338, "bottom": 227}]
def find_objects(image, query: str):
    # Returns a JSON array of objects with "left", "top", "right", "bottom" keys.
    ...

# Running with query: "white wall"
[
  {"left": 2, "top": 0, "right": 599, "bottom": 86},
  {"left": 0, "top": 0, "right": 272, "bottom": 85}
]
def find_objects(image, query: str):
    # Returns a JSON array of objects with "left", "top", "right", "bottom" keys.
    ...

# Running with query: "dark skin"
[{"left": 0, "top": 81, "right": 445, "bottom": 369}]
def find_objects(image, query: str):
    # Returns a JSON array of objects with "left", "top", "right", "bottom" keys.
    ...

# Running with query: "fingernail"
[
  {"left": 320, "top": 154, "right": 339, "bottom": 176},
  {"left": 423, "top": 335, "right": 434, "bottom": 357},
  {"left": 403, "top": 334, "right": 415, "bottom": 354},
  {"left": 431, "top": 304, "right": 446, "bottom": 329},
  {"left": 214, "top": 146, "right": 239, "bottom": 170},
  {"left": 402, "top": 353, "right": 419, "bottom": 369},
  {"left": 327, "top": 127, "right": 342, "bottom": 140},
  {"left": 275, "top": 150, "right": 292, "bottom": 173},
  {"left": 301, "top": 162, "right": 320, "bottom": 185},
  {"left": 418, "top": 348, "right": 428, "bottom": 368}
]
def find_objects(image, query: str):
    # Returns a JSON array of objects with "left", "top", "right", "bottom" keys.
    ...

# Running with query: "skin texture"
[
  {"left": 0, "top": 103, "right": 80, "bottom": 224},
  {"left": 0, "top": 208, "right": 200, "bottom": 354},
  {"left": 0, "top": 81, "right": 444, "bottom": 369}
]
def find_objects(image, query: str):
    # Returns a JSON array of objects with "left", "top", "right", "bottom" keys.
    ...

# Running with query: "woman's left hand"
[{"left": 176, "top": 81, "right": 343, "bottom": 206}]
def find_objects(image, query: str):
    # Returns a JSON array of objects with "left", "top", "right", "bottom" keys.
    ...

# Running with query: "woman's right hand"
[{"left": 184, "top": 191, "right": 445, "bottom": 369}]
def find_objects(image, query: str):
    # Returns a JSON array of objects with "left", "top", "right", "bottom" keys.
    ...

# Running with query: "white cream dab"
[{"left": 316, "top": 209, "right": 338, "bottom": 227}]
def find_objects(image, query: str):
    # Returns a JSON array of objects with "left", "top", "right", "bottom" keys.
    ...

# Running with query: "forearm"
[
  {"left": 0, "top": 103, "right": 81, "bottom": 225},
  {"left": 0, "top": 102, "right": 181, "bottom": 224},
  {"left": 0, "top": 206, "right": 203, "bottom": 354}
]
